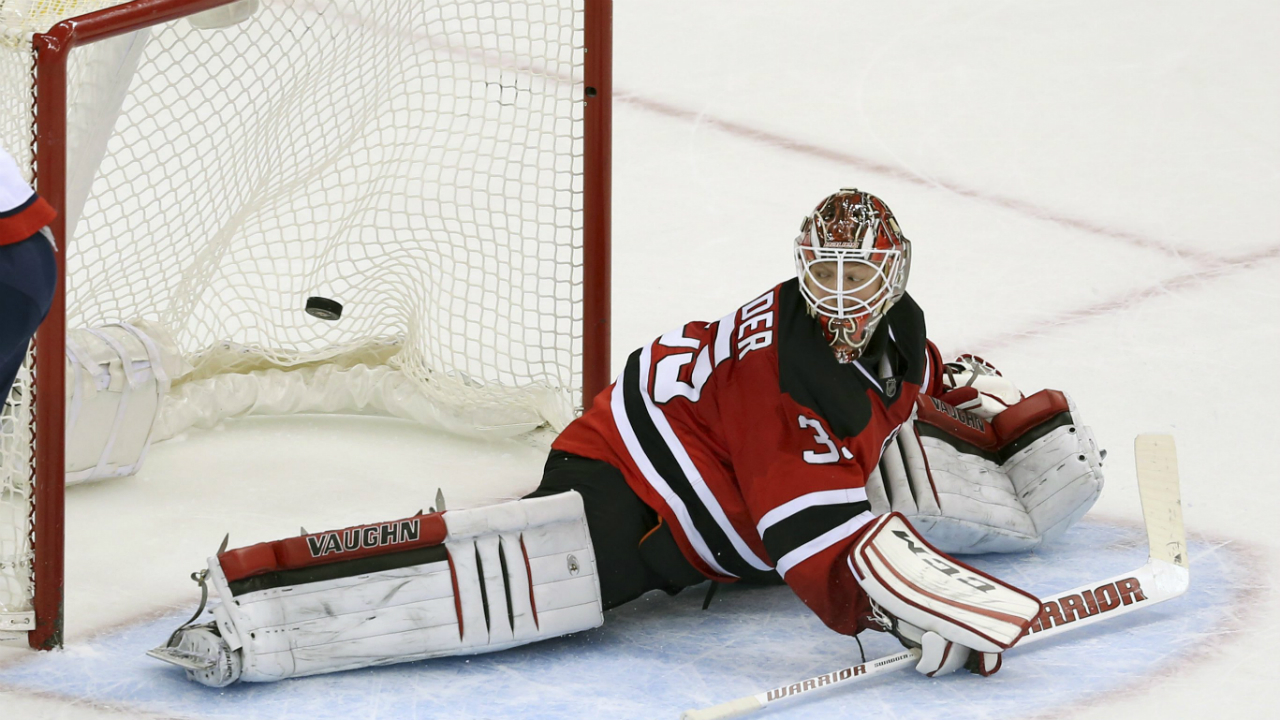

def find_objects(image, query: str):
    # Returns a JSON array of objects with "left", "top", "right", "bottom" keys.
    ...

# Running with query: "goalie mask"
[{"left": 794, "top": 189, "right": 911, "bottom": 363}]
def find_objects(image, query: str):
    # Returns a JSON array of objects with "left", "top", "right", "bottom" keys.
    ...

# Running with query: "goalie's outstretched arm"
[{"left": 681, "top": 434, "right": 1189, "bottom": 720}]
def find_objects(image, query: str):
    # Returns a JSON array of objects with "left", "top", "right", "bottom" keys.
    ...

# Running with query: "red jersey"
[{"left": 553, "top": 279, "right": 946, "bottom": 635}]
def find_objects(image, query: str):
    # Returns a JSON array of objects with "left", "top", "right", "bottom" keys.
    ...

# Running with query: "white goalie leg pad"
[
  {"left": 865, "top": 417, "right": 941, "bottom": 518},
  {"left": 900, "top": 423, "right": 1040, "bottom": 553},
  {"left": 190, "top": 491, "right": 601, "bottom": 684},
  {"left": 1005, "top": 403, "right": 1104, "bottom": 546},
  {"left": 442, "top": 492, "right": 604, "bottom": 654},
  {"left": 867, "top": 413, "right": 1039, "bottom": 553},
  {"left": 868, "top": 391, "right": 1104, "bottom": 554},
  {"left": 848, "top": 513, "right": 1041, "bottom": 655}
]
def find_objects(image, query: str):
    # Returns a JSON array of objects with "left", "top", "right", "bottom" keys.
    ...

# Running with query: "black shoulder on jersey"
[{"left": 776, "top": 279, "right": 928, "bottom": 440}]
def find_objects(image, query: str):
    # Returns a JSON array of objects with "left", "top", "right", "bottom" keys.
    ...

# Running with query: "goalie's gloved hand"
[
  {"left": 850, "top": 514, "right": 1040, "bottom": 678},
  {"left": 878, "top": 614, "right": 1003, "bottom": 677},
  {"left": 939, "top": 353, "right": 1023, "bottom": 420}
]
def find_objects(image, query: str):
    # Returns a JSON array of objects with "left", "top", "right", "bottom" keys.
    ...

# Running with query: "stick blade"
[{"left": 1134, "top": 434, "right": 1188, "bottom": 569}]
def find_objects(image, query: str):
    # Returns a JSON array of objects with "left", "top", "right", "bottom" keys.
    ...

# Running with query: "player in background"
[
  {"left": 155, "top": 189, "right": 1102, "bottom": 686},
  {"left": 0, "top": 148, "right": 57, "bottom": 407}
]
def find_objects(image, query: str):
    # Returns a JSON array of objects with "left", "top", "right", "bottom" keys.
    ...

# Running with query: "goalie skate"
[{"left": 147, "top": 624, "right": 241, "bottom": 687}]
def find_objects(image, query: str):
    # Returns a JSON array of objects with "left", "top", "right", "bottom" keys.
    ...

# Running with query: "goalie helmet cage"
[{"left": 0, "top": 0, "right": 612, "bottom": 649}]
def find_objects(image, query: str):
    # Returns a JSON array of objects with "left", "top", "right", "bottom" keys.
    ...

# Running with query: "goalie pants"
[
  {"left": 0, "top": 231, "right": 56, "bottom": 402},
  {"left": 528, "top": 450, "right": 708, "bottom": 609}
]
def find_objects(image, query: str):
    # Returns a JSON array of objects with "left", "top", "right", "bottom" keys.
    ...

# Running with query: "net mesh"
[{"left": 0, "top": 0, "right": 588, "bottom": 621}]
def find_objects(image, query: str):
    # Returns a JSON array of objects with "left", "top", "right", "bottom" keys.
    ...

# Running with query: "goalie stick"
[{"left": 680, "top": 434, "right": 1189, "bottom": 720}]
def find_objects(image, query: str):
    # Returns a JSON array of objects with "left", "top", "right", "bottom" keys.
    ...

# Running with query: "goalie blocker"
[
  {"left": 150, "top": 492, "right": 603, "bottom": 686},
  {"left": 849, "top": 513, "right": 1041, "bottom": 677}
]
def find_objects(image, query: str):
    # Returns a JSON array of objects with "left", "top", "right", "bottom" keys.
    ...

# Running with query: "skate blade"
[{"left": 146, "top": 645, "right": 217, "bottom": 670}]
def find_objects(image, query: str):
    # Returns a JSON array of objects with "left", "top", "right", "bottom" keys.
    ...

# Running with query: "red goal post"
[{"left": 0, "top": 0, "right": 611, "bottom": 650}]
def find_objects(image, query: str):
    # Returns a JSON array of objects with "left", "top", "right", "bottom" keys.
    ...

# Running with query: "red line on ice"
[
  {"left": 618, "top": 93, "right": 1216, "bottom": 264},
  {"left": 966, "top": 243, "right": 1280, "bottom": 352}
]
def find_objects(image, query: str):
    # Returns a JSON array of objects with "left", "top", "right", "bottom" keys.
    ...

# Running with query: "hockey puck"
[{"left": 305, "top": 296, "right": 343, "bottom": 321}]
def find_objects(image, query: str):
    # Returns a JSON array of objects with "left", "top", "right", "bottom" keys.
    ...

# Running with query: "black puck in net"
[{"left": 305, "top": 296, "right": 344, "bottom": 321}]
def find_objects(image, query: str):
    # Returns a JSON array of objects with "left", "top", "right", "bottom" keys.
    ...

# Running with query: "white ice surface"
[
  {"left": 0, "top": 523, "right": 1251, "bottom": 720},
  {"left": 2, "top": 1, "right": 1279, "bottom": 718}
]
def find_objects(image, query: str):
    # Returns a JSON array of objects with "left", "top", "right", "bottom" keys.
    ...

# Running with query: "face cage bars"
[{"left": 795, "top": 248, "right": 904, "bottom": 321}]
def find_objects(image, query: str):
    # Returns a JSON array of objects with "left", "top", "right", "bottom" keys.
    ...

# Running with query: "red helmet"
[{"left": 794, "top": 189, "right": 911, "bottom": 363}]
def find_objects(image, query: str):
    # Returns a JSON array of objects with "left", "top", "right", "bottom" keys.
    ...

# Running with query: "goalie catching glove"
[
  {"left": 938, "top": 354, "right": 1022, "bottom": 420},
  {"left": 849, "top": 513, "right": 1041, "bottom": 676},
  {"left": 148, "top": 492, "right": 603, "bottom": 685}
]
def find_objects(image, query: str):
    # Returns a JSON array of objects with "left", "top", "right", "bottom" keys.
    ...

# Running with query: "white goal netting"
[{"left": 0, "top": 0, "right": 591, "bottom": 629}]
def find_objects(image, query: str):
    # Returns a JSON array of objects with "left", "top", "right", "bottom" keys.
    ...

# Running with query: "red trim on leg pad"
[
  {"left": 520, "top": 535, "right": 540, "bottom": 630},
  {"left": 446, "top": 548, "right": 464, "bottom": 640}
]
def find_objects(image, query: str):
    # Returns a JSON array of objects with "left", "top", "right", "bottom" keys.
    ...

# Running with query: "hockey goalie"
[{"left": 151, "top": 189, "right": 1104, "bottom": 685}]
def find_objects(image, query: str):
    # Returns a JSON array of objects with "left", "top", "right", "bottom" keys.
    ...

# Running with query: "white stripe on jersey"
[
  {"left": 775, "top": 510, "right": 876, "bottom": 579},
  {"left": 754, "top": 488, "right": 869, "bottom": 536},
  {"left": 852, "top": 359, "right": 884, "bottom": 393},
  {"left": 609, "top": 362, "right": 734, "bottom": 578},
  {"left": 635, "top": 344, "right": 774, "bottom": 573},
  {"left": 713, "top": 310, "right": 735, "bottom": 366}
]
